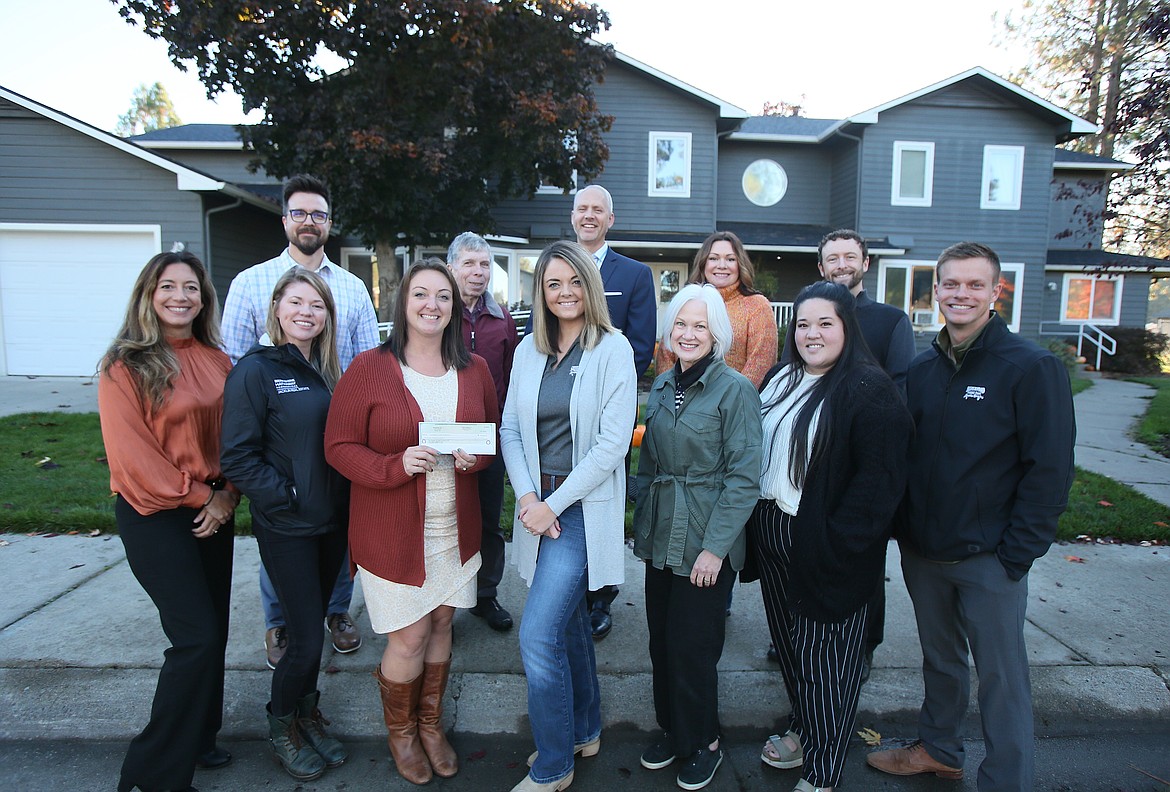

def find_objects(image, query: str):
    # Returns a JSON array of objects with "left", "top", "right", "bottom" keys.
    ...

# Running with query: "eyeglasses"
[{"left": 286, "top": 209, "right": 330, "bottom": 224}]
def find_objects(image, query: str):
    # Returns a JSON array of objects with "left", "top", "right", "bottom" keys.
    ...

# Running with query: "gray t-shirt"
[{"left": 536, "top": 340, "right": 584, "bottom": 476}]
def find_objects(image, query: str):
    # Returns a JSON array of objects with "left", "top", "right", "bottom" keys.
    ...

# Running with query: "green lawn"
[
  {"left": 1128, "top": 376, "right": 1170, "bottom": 455},
  {"left": 3, "top": 412, "right": 1166, "bottom": 543}
]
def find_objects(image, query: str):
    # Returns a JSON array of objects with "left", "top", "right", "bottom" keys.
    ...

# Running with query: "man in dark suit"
[{"left": 571, "top": 184, "right": 656, "bottom": 639}]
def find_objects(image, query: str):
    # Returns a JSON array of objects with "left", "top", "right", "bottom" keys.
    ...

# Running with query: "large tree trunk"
[
  {"left": 1085, "top": 0, "right": 1109, "bottom": 126},
  {"left": 1099, "top": 0, "right": 1130, "bottom": 159},
  {"left": 375, "top": 238, "right": 402, "bottom": 323}
]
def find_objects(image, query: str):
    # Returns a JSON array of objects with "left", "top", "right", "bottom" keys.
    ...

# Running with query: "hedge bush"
[{"left": 1098, "top": 327, "right": 1169, "bottom": 375}]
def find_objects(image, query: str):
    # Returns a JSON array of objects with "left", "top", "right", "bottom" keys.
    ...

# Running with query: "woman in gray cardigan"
[{"left": 500, "top": 240, "right": 637, "bottom": 792}]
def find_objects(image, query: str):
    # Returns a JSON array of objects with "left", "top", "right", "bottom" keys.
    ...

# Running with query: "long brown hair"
[
  {"left": 100, "top": 251, "right": 221, "bottom": 408},
  {"left": 385, "top": 258, "right": 471, "bottom": 370},
  {"left": 265, "top": 267, "right": 342, "bottom": 389},
  {"left": 687, "top": 230, "right": 761, "bottom": 296}
]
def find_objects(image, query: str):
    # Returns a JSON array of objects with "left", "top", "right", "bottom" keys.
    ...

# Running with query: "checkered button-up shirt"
[{"left": 220, "top": 249, "right": 380, "bottom": 369}]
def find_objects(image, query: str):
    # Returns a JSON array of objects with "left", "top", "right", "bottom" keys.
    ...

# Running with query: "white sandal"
[{"left": 761, "top": 730, "right": 803, "bottom": 769}]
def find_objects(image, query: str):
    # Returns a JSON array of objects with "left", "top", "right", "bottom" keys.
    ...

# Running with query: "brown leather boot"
[
  {"left": 373, "top": 665, "right": 433, "bottom": 785},
  {"left": 417, "top": 658, "right": 458, "bottom": 777}
]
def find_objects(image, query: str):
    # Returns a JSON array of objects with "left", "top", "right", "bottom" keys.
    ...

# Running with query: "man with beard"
[
  {"left": 222, "top": 174, "right": 379, "bottom": 667},
  {"left": 776, "top": 229, "right": 916, "bottom": 682}
]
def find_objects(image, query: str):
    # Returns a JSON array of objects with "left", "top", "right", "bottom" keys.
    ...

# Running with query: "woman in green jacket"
[{"left": 633, "top": 283, "right": 763, "bottom": 791}]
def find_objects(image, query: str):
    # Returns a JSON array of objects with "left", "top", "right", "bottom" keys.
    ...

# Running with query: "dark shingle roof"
[
  {"left": 1053, "top": 149, "right": 1130, "bottom": 168},
  {"left": 735, "top": 117, "right": 839, "bottom": 137},
  {"left": 128, "top": 124, "right": 243, "bottom": 143}
]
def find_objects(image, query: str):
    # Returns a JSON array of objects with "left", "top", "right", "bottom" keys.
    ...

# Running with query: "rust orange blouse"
[{"left": 98, "top": 337, "right": 234, "bottom": 516}]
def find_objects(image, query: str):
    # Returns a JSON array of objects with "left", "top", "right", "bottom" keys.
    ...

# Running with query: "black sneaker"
[
  {"left": 640, "top": 732, "right": 675, "bottom": 770},
  {"left": 470, "top": 597, "right": 514, "bottom": 631},
  {"left": 676, "top": 747, "right": 723, "bottom": 791}
]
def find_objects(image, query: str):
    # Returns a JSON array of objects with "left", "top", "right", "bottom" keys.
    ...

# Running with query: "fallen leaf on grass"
[
  {"left": 1097, "top": 500, "right": 1113, "bottom": 507},
  {"left": 1065, "top": 555, "right": 1086, "bottom": 563},
  {"left": 34, "top": 457, "right": 61, "bottom": 470},
  {"left": 857, "top": 727, "right": 882, "bottom": 746},
  {"left": 1154, "top": 521, "right": 1168, "bottom": 528}
]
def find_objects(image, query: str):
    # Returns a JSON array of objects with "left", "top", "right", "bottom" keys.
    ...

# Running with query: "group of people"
[{"left": 98, "top": 175, "right": 1075, "bottom": 792}]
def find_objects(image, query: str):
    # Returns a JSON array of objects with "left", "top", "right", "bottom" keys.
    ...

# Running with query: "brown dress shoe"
[
  {"left": 866, "top": 740, "right": 963, "bottom": 780},
  {"left": 327, "top": 612, "right": 362, "bottom": 653}
]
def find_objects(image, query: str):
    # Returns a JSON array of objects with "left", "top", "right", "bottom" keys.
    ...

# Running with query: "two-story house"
[{"left": 1, "top": 56, "right": 1163, "bottom": 376}]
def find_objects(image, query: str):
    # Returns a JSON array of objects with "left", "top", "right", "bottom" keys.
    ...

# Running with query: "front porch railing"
[{"left": 771, "top": 301, "right": 794, "bottom": 329}]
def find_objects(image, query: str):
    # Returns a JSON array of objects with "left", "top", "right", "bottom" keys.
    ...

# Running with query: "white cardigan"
[{"left": 501, "top": 330, "right": 636, "bottom": 591}]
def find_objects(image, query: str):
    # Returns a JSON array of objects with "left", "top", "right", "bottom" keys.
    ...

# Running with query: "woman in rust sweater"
[
  {"left": 656, "top": 231, "right": 778, "bottom": 387},
  {"left": 99, "top": 251, "right": 240, "bottom": 792},
  {"left": 325, "top": 258, "right": 498, "bottom": 785}
]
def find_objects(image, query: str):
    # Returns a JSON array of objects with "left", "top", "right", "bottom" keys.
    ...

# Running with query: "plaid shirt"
[{"left": 221, "top": 249, "right": 380, "bottom": 369}]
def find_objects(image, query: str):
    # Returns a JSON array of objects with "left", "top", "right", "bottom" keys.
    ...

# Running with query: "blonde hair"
[
  {"left": 531, "top": 240, "right": 614, "bottom": 355},
  {"left": 265, "top": 268, "right": 342, "bottom": 389}
]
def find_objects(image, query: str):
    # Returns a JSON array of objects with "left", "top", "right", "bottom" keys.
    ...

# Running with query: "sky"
[{"left": 0, "top": 0, "right": 1034, "bottom": 133}]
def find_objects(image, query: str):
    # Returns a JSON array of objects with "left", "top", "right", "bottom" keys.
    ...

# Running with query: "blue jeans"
[
  {"left": 261, "top": 547, "right": 353, "bottom": 629},
  {"left": 519, "top": 495, "right": 601, "bottom": 784}
]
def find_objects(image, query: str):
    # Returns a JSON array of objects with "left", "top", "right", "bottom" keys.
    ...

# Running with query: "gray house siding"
[
  {"left": 1039, "top": 271, "right": 1152, "bottom": 330},
  {"left": 202, "top": 198, "right": 286, "bottom": 301},
  {"left": 0, "top": 100, "right": 206, "bottom": 259},
  {"left": 829, "top": 139, "right": 860, "bottom": 229},
  {"left": 716, "top": 142, "right": 831, "bottom": 226},
  {"left": 492, "top": 61, "right": 719, "bottom": 240},
  {"left": 156, "top": 148, "right": 275, "bottom": 187},
  {"left": 855, "top": 84, "right": 1061, "bottom": 339},
  {"left": 1048, "top": 170, "right": 1108, "bottom": 249}
]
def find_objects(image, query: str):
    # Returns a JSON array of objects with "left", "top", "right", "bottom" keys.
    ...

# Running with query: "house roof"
[
  {"left": 0, "top": 85, "right": 274, "bottom": 211},
  {"left": 730, "top": 116, "right": 838, "bottom": 143},
  {"left": 603, "top": 223, "right": 905, "bottom": 256},
  {"left": 1053, "top": 149, "right": 1133, "bottom": 171},
  {"left": 1047, "top": 249, "right": 1169, "bottom": 271},
  {"left": 729, "top": 67, "right": 1098, "bottom": 145},
  {"left": 129, "top": 123, "right": 245, "bottom": 149},
  {"left": 610, "top": 49, "right": 749, "bottom": 120},
  {"left": 841, "top": 66, "right": 1098, "bottom": 140}
]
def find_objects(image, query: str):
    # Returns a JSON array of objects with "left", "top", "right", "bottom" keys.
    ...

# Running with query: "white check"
[{"left": 418, "top": 422, "right": 496, "bottom": 455}]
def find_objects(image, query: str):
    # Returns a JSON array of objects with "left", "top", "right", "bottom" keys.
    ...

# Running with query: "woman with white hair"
[{"left": 632, "top": 284, "right": 763, "bottom": 791}]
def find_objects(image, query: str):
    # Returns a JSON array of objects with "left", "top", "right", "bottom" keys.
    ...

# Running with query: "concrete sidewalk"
[{"left": 1, "top": 532, "right": 1168, "bottom": 745}]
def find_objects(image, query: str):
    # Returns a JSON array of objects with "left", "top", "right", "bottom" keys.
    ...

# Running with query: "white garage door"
[{"left": 0, "top": 225, "right": 160, "bottom": 376}]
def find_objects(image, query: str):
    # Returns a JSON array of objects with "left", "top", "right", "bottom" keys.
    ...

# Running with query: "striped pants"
[{"left": 750, "top": 500, "right": 868, "bottom": 789}]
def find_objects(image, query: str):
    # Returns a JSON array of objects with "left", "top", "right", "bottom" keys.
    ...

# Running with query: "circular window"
[{"left": 742, "top": 159, "right": 788, "bottom": 207}]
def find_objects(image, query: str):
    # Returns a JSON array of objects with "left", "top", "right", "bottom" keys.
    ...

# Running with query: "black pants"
[
  {"left": 476, "top": 453, "right": 507, "bottom": 599},
  {"left": 750, "top": 500, "right": 867, "bottom": 789},
  {"left": 116, "top": 497, "right": 233, "bottom": 792},
  {"left": 644, "top": 559, "right": 734, "bottom": 758},
  {"left": 257, "top": 528, "right": 348, "bottom": 716}
]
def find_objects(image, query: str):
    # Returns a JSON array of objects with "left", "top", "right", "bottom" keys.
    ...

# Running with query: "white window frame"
[
  {"left": 980, "top": 144, "right": 1025, "bottom": 210},
  {"left": 1060, "top": 272, "right": 1124, "bottom": 326},
  {"left": 891, "top": 141, "right": 934, "bottom": 207},
  {"left": 536, "top": 131, "right": 579, "bottom": 195},
  {"left": 877, "top": 260, "right": 939, "bottom": 328},
  {"left": 877, "top": 259, "right": 1025, "bottom": 333},
  {"left": 648, "top": 131, "right": 692, "bottom": 198},
  {"left": 993, "top": 262, "right": 1025, "bottom": 333}
]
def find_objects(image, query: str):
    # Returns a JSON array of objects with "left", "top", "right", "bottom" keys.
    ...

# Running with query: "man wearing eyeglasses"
[{"left": 222, "top": 173, "right": 379, "bottom": 669}]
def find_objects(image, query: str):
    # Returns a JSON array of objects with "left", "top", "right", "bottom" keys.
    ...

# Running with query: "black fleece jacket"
[
  {"left": 898, "top": 313, "right": 1076, "bottom": 579},
  {"left": 221, "top": 343, "right": 348, "bottom": 537}
]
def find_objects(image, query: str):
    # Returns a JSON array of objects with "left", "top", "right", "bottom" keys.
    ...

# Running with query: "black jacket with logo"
[
  {"left": 221, "top": 343, "right": 348, "bottom": 537},
  {"left": 898, "top": 313, "right": 1075, "bottom": 579}
]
